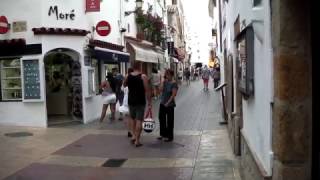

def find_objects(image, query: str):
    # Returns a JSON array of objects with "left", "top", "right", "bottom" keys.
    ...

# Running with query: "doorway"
[{"left": 44, "top": 48, "right": 83, "bottom": 126}]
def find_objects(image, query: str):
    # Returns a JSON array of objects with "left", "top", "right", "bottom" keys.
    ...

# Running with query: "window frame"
[{"left": 0, "top": 58, "right": 23, "bottom": 102}]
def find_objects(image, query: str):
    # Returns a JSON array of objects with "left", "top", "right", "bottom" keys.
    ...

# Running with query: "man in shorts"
[{"left": 124, "top": 63, "right": 151, "bottom": 147}]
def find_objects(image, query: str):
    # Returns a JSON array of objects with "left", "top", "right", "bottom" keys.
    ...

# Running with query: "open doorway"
[{"left": 44, "top": 48, "right": 83, "bottom": 126}]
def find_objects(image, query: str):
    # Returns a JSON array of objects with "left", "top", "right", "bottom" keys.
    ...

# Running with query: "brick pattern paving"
[{"left": 2, "top": 80, "right": 241, "bottom": 180}]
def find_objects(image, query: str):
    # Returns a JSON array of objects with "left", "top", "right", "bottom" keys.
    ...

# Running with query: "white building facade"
[
  {"left": 0, "top": 0, "right": 130, "bottom": 127},
  {"left": 215, "top": 0, "right": 274, "bottom": 177}
]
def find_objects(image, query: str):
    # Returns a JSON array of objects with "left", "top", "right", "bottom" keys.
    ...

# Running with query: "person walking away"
[
  {"left": 119, "top": 68, "right": 134, "bottom": 138},
  {"left": 107, "top": 72, "right": 117, "bottom": 120},
  {"left": 190, "top": 67, "right": 195, "bottom": 81},
  {"left": 124, "top": 63, "right": 151, "bottom": 147},
  {"left": 177, "top": 68, "right": 183, "bottom": 84},
  {"left": 202, "top": 65, "right": 210, "bottom": 91},
  {"left": 184, "top": 68, "right": 191, "bottom": 85},
  {"left": 151, "top": 68, "right": 161, "bottom": 100},
  {"left": 213, "top": 67, "right": 221, "bottom": 88},
  {"left": 158, "top": 69, "right": 178, "bottom": 142},
  {"left": 99, "top": 79, "right": 116, "bottom": 122},
  {"left": 112, "top": 68, "right": 125, "bottom": 120}
]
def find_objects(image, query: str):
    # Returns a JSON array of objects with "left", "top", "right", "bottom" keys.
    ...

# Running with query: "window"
[
  {"left": 172, "top": 0, "right": 177, "bottom": 5},
  {"left": 92, "top": 58, "right": 100, "bottom": 94},
  {"left": 0, "top": 59, "right": 22, "bottom": 101},
  {"left": 253, "top": 0, "right": 262, "bottom": 6},
  {"left": 88, "top": 69, "right": 96, "bottom": 96}
]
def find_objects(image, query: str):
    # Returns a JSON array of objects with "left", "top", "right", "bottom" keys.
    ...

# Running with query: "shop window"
[
  {"left": 88, "top": 68, "right": 96, "bottom": 96},
  {"left": 0, "top": 59, "right": 22, "bottom": 101},
  {"left": 91, "top": 58, "right": 100, "bottom": 94},
  {"left": 236, "top": 26, "right": 254, "bottom": 99}
]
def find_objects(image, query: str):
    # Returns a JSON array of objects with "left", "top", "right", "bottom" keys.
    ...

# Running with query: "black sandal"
[
  {"left": 157, "top": 136, "right": 163, "bottom": 140},
  {"left": 135, "top": 143, "right": 143, "bottom": 147},
  {"left": 130, "top": 139, "right": 136, "bottom": 144},
  {"left": 164, "top": 138, "right": 173, "bottom": 142}
]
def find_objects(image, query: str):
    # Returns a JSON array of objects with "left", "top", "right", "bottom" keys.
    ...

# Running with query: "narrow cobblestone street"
[{"left": 0, "top": 80, "right": 241, "bottom": 180}]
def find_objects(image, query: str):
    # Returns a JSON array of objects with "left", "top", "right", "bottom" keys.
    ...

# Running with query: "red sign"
[
  {"left": 0, "top": 16, "right": 9, "bottom": 34},
  {"left": 96, "top": 21, "right": 111, "bottom": 36},
  {"left": 86, "top": 0, "right": 100, "bottom": 12}
]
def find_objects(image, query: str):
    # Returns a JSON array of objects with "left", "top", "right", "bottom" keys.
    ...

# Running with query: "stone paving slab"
[
  {"left": 54, "top": 134, "right": 201, "bottom": 159},
  {"left": 36, "top": 155, "right": 195, "bottom": 169},
  {"left": 4, "top": 163, "right": 193, "bottom": 180}
]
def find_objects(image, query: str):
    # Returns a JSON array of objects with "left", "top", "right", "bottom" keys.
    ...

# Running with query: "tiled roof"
[
  {"left": 32, "top": 27, "right": 90, "bottom": 36},
  {"left": 0, "top": 38, "right": 26, "bottom": 46}
]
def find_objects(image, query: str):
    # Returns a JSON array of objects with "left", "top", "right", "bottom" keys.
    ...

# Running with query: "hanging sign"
[
  {"left": 96, "top": 21, "right": 111, "bottom": 36},
  {"left": 0, "top": 16, "right": 9, "bottom": 34},
  {"left": 86, "top": 0, "right": 100, "bottom": 12}
]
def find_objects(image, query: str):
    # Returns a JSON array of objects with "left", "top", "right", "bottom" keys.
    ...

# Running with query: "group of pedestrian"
[{"left": 99, "top": 63, "right": 179, "bottom": 147}]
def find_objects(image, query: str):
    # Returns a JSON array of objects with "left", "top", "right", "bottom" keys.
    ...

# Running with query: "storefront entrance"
[{"left": 44, "top": 48, "right": 83, "bottom": 126}]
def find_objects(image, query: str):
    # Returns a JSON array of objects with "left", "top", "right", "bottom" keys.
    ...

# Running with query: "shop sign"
[
  {"left": 12, "top": 21, "right": 27, "bottom": 32},
  {"left": 48, "top": 6, "right": 75, "bottom": 21},
  {"left": 86, "top": 0, "right": 100, "bottom": 12},
  {"left": 96, "top": 21, "right": 111, "bottom": 36},
  {"left": 0, "top": 16, "right": 9, "bottom": 34}
]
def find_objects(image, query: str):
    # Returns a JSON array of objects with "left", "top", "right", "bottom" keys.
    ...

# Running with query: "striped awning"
[{"left": 127, "top": 43, "right": 164, "bottom": 64}]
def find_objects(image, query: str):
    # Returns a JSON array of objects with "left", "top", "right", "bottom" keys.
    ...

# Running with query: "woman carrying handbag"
[
  {"left": 158, "top": 69, "right": 178, "bottom": 142},
  {"left": 99, "top": 80, "right": 116, "bottom": 122}
]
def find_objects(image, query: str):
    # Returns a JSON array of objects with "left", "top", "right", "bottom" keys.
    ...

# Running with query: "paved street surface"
[{"left": 0, "top": 80, "right": 241, "bottom": 180}]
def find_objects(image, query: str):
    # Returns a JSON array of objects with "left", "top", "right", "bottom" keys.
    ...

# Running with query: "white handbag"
[{"left": 143, "top": 108, "right": 155, "bottom": 133}]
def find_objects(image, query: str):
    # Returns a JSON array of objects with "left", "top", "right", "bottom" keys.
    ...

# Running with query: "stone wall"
[{"left": 271, "top": 0, "right": 312, "bottom": 179}]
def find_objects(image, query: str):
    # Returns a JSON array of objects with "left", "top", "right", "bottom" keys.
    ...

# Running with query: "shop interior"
[{"left": 44, "top": 49, "right": 82, "bottom": 126}]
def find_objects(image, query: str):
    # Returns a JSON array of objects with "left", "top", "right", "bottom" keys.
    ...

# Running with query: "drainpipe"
[{"left": 218, "top": 0, "right": 223, "bottom": 53}]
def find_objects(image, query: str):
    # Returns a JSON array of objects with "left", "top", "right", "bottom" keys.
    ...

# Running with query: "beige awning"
[{"left": 129, "top": 43, "right": 164, "bottom": 64}]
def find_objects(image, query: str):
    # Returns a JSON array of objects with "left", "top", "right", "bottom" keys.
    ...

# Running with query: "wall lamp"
[{"left": 124, "top": 0, "right": 143, "bottom": 16}]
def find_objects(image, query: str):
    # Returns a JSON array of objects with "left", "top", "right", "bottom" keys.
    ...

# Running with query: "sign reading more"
[
  {"left": 13, "top": 21, "right": 27, "bottom": 32},
  {"left": 96, "top": 21, "right": 111, "bottom": 36},
  {"left": 48, "top": 6, "right": 75, "bottom": 20},
  {"left": 23, "top": 60, "right": 41, "bottom": 100}
]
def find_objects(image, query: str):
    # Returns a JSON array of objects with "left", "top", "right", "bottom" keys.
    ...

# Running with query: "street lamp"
[{"left": 124, "top": 0, "right": 144, "bottom": 16}]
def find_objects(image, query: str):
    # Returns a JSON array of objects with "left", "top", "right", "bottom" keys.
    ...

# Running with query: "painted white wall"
[
  {"left": 0, "top": 0, "right": 45, "bottom": 127},
  {"left": 0, "top": 0, "right": 125, "bottom": 127},
  {"left": 0, "top": 0, "right": 42, "bottom": 43},
  {"left": 221, "top": 0, "right": 273, "bottom": 175}
]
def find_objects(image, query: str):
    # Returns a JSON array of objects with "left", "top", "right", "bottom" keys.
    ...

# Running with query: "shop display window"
[
  {"left": 88, "top": 68, "right": 96, "bottom": 96},
  {"left": 92, "top": 58, "right": 100, "bottom": 94},
  {"left": 0, "top": 59, "right": 22, "bottom": 101}
]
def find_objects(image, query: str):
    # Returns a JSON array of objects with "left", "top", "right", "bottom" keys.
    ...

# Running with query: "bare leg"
[
  {"left": 110, "top": 103, "right": 116, "bottom": 120},
  {"left": 99, "top": 104, "right": 108, "bottom": 122},
  {"left": 131, "top": 118, "right": 136, "bottom": 141},
  {"left": 135, "top": 120, "right": 143, "bottom": 146},
  {"left": 127, "top": 116, "right": 132, "bottom": 133}
]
